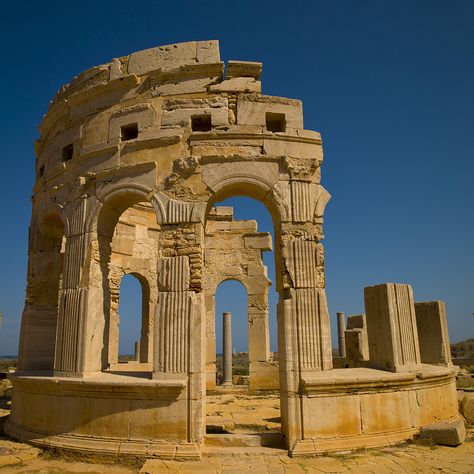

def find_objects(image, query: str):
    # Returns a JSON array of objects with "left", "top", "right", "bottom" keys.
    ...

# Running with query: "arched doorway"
[
  {"left": 94, "top": 192, "right": 158, "bottom": 373},
  {"left": 204, "top": 194, "right": 282, "bottom": 443},
  {"left": 115, "top": 273, "right": 151, "bottom": 368}
]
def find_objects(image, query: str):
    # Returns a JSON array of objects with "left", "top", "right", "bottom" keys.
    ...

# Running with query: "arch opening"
[
  {"left": 95, "top": 197, "right": 158, "bottom": 373},
  {"left": 116, "top": 273, "right": 150, "bottom": 366},
  {"left": 204, "top": 195, "right": 281, "bottom": 437},
  {"left": 215, "top": 279, "right": 248, "bottom": 385}
]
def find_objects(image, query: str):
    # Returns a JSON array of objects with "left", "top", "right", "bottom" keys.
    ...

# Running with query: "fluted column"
[{"left": 54, "top": 196, "right": 91, "bottom": 376}]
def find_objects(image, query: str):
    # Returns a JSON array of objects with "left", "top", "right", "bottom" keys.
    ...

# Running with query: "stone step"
[
  {"left": 203, "top": 446, "right": 287, "bottom": 457},
  {"left": 205, "top": 432, "right": 283, "bottom": 448}
]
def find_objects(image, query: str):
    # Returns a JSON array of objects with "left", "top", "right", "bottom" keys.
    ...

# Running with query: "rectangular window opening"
[
  {"left": 121, "top": 123, "right": 139, "bottom": 141},
  {"left": 191, "top": 114, "right": 212, "bottom": 132},
  {"left": 62, "top": 144, "right": 74, "bottom": 162},
  {"left": 266, "top": 112, "right": 286, "bottom": 133}
]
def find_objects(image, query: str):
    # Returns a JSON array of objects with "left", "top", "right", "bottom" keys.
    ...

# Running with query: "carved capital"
[{"left": 283, "top": 156, "right": 320, "bottom": 181}]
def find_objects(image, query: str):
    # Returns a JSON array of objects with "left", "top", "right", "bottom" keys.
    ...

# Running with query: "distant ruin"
[{"left": 6, "top": 40, "right": 464, "bottom": 458}]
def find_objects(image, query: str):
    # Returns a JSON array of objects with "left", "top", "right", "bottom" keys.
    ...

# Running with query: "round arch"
[{"left": 204, "top": 180, "right": 284, "bottom": 295}]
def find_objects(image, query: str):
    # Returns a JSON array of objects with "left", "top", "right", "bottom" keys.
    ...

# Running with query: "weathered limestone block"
[
  {"left": 364, "top": 283, "right": 421, "bottom": 372},
  {"left": 39, "top": 123, "right": 82, "bottom": 171},
  {"left": 242, "top": 232, "right": 272, "bottom": 250},
  {"left": 415, "top": 301, "right": 452, "bottom": 366},
  {"left": 249, "top": 360, "right": 279, "bottom": 391},
  {"left": 128, "top": 40, "right": 220, "bottom": 76},
  {"left": 207, "top": 206, "right": 233, "bottom": 221},
  {"left": 264, "top": 139, "right": 322, "bottom": 161},
  {"left": 226, "top": 60, "right": 262, "bottom": 79},
  {"left": 161, "top": 98, "right": 228, "bottom": 129},
  {"left": 344, "top": 314, "right": 369, "bottom": 363},
  {"left": 209, "top": 77, "right": 261, "bottom": 93},
  {"left": 237, "top": 94, "right": 303, "bottom": 129},
  {"left": 69, "top": 75, "right": 142, "bottom": 122},
  {"left": 461, "top": 393, "right": 474, "bottom": 423},
  {"left": 108, "top": 103, "right": 155, "bottom": 141},
  {"left": 419, "top": 419, "right": 466, "bottom": 446},
  {"left": 111, "top": 236, "right": 134, "bottom": 256},
  {"left": 150, "top": 63, "right": 224, "bottom": 97},
  {"left": 345, "top": 330, "right": 369, "bottom": 364}
]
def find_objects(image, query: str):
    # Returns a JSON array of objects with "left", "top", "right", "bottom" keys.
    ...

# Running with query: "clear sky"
[{"left": 0, "top": 1, "right": 473, "bottom": 356}]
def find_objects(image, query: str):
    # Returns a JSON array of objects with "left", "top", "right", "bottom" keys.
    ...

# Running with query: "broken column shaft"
[{"left": 222, "top": 312, "right": 232, "bottom": 385}]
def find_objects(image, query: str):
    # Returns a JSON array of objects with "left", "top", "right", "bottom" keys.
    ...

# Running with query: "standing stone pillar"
[
  {"left": 337, "top": 312, "right": 346, "bottom": 358},
  {"left": 222, "top": 312, "right": 233, "bottom": 386},
  {"left": 364, "top": 283, "right": 421, "bottom": 372},
  {"left": 415, "top": 301, "right": 452, "bottom": 366}
]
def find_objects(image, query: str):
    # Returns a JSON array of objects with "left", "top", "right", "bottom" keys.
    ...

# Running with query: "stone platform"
[{"left": 5, "top": 364, "right": 461, "bottom": 458}]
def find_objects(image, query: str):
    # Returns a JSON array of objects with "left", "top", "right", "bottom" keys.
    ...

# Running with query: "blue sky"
[{"left": 0, "top": 1, "right": 473, "bottom": 356}]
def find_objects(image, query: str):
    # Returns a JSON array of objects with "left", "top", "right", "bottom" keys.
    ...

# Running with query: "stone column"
[
  {"left": 222, "top": 312, "right": 232, "bottom": 385},
  {"left": 337, "top": 312, "right": 346, "bottom": 358}
]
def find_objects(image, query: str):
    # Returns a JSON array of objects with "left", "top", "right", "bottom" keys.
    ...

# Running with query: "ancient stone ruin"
[{"left": 6, "top": 40, "right": 464, "bottom": 458}]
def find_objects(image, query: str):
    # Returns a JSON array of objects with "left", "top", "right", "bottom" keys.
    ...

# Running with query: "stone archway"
[{"left": 203, "top": 205, "right": 275, "bottom": 391}]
